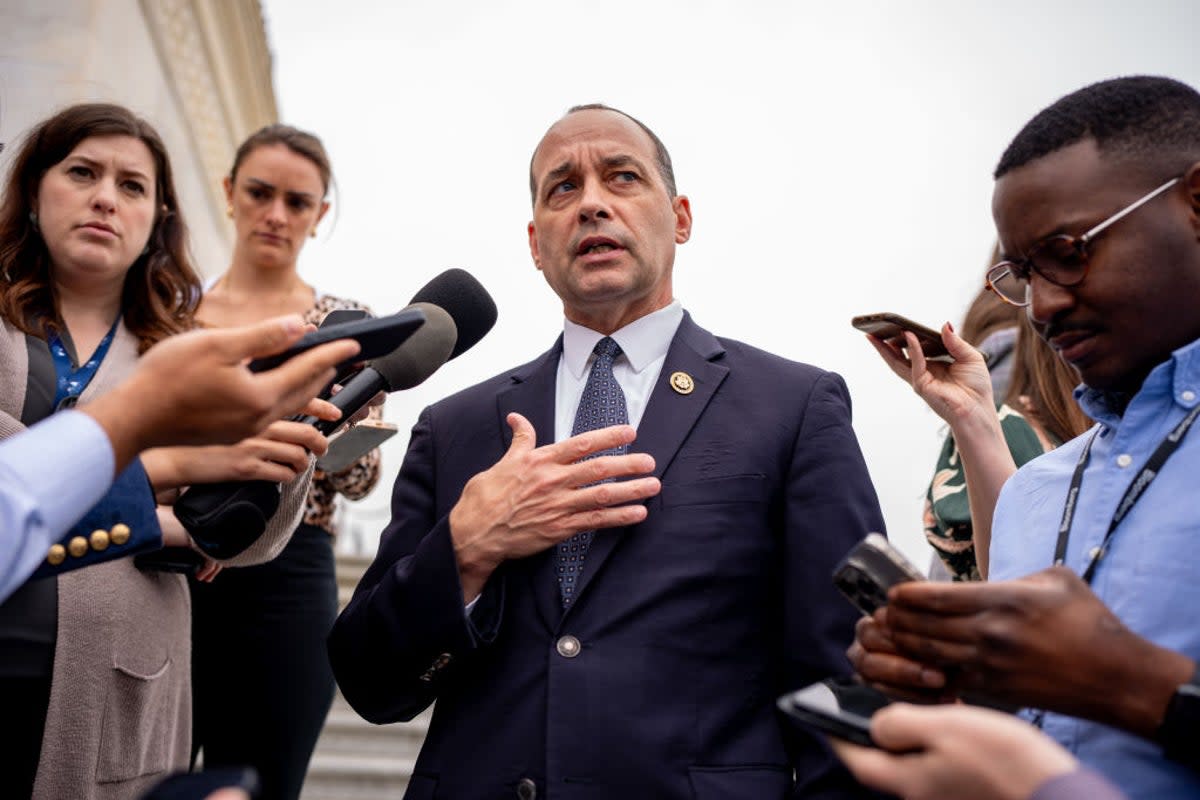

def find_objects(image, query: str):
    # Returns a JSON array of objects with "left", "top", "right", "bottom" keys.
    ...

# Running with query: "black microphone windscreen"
[
  {"left": 370, "top": 303, "right": 457, "bottom": 390},
  {"left": 408, "top": 268, "right": 497, "bottom": 360}
]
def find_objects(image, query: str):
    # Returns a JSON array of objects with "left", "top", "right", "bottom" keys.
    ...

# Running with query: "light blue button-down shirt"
[
  {"left": 0, "top": 411, "right": 113, "bottom": 602},
  {"left": 991, "top": 338, "right": 1200, "bottom": 799}
]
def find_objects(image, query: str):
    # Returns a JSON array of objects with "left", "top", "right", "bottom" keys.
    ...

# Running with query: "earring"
[
  {"left": 29, "top": 211, "right": 39, "bottom": 231},
  {"left": 226, "top": 206, "right": 233, "bottom": 219},
  {"left": 310, "top": 229, "right": 318, "bottom": 239}
]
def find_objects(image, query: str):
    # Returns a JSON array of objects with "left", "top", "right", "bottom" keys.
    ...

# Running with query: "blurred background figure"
[
  {"left": 886, "top": 260, "right": 1091, "bottom": 582},
  {"left": 189, "top": 124, "right": 382, "bottom": 800}
]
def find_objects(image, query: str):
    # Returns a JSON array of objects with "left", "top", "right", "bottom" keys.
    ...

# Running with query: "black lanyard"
[{"left": 1052, "top": 402, "right": 1200, "bottom": 584}]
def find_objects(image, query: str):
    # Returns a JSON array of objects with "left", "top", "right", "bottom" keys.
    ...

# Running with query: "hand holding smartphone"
[
  {"left": 247, "top": 308, "right": 425, "bottom": 373},
  {"left": 851, "top": 312, "right": 951, "bottom": 360},
  {"left": 833, "top": 533, "right": 926, "bottom": 616},
  {"left": 777, "top": 677, "right": 893, "bottom": 747}
]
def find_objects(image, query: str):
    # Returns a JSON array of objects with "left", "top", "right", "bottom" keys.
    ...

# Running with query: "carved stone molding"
[{"left": 140, "top": 0, "right": 278, "bottom": 223}]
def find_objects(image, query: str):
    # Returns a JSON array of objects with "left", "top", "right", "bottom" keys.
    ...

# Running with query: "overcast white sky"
[{"left": 261, "top": 0, "right": 1200, "bottom": 563}]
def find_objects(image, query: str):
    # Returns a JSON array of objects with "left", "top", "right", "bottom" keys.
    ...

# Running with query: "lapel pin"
[{"left": 669, "top": 371, "right": 695, "bottom": 395}]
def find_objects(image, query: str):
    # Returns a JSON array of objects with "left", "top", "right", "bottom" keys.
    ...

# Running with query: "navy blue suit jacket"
[{"left": 330, "top": 314, "right": 885, "bottom": 799}]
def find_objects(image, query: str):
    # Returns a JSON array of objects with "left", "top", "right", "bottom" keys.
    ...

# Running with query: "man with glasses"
[{"left": 848, "top": 76, "right": 1200, "bottom": 798}]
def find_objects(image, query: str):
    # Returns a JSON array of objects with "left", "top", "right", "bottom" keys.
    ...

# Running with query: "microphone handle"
[{"left": 306, "top": 366, "right": 388, "bottom": 435}]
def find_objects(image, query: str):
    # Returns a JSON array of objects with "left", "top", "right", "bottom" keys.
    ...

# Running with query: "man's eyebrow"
[
  {"left": 601, "top": 154, "right": 644, "bottom": 171},
  {"left": 544, "top": 161, "right": 575, "bottom": 185}
]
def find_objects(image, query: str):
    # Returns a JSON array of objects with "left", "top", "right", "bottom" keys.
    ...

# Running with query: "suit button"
[
  {"left": 68, "top": 536, "right": 88, "bottom": 558},
  {"left": 516, "top": 777, "right": 537, "bottom": 799},
  {"left": 90, "top": 529, "right": 111, "bottom": 551},
  {"left": 47, "top": 544, "right": 67, "bottom": 566},
  {"left": 110, "top": 523, "right": 131, "bottom": 545},
  {"left": 556, "top": 635, "right": 580, "bottom": 658}
]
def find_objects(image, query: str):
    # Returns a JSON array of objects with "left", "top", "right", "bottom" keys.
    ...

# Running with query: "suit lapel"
[
  {"left": 496, "top": 339, "right": 564, "bottom": 629},
  {"left": 565, "top": 314, "right": 729, "bottom": 616}
]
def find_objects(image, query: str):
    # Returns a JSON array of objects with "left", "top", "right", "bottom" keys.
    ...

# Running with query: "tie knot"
[{"left": 594, "top": 336, "right": 621, "bottom": 361}]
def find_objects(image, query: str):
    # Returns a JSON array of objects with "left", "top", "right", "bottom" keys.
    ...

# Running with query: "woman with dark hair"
[
  {"left": 0, "top": 103, "right": 323, "bottom": 800},
  {"left": 870, "top": 290, "right": 1091, "bottom": 580},
  {"left": 190, "top": 124, "right": 383, "bottom": 800}
]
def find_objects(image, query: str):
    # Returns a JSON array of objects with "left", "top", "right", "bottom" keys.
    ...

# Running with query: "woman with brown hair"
[
  {"left": 870, "top": 290, "right": 1092, "bottom": 580},
  {"left": 190, "top": 124, "right": 383, "bottom": 800},
  {"left": 0, "top": 103, "right": 324, "bottom": 800}
]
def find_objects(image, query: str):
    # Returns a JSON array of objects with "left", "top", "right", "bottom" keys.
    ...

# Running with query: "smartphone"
[
  {"left": 248, "top": 307, "right": 425, "bottom": 373},
  {"left": 777, "top": 677, "right": 892, "bottom": 747},
  {"left": 850, "top": 312, "right": 950, "bottom": 359},
  {"left": 141, "top": 767, "right": 259, "bottom": 799},
  {"left": 134, "top": 547, "right": 205, "bottom": 574},
  {"left": 315, "top": 419, "right": 398, "bottom": 472},
  {"left": 832, "top": 533, "right": 926, "bottom": 616}
]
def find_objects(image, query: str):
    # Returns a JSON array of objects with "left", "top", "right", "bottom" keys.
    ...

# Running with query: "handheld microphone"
[
  {"left": 173, "top": 269, "right": 497, "bottom": 559},
  {"left": 305, "top": 267, "right": 499, "bottom": 433},
  {"left": 309, "top": 302, "right": 456, "bottom": 435}
]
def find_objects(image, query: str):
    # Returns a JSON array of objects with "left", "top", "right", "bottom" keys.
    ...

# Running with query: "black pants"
[{"left": 190, "top": 524, "right": 338, "bottom": 800}]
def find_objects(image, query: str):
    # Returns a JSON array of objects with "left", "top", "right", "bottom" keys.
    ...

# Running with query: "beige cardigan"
[{"left": 0, "top": 317, "right": 312, "bottom": 800}]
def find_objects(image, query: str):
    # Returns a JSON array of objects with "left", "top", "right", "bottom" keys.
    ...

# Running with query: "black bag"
[{"left": 173, "top": 479, "right": 280, "bottom": 559}]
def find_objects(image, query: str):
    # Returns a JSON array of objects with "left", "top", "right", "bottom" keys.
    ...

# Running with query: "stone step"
[
  {"left": 300, "top": 753, "right": 415, "bottom": 800},
  {"left": 299, "top": 555, "right": 430, "bottom": 800},
  {"left": 316, "top": 707, "right": 430, "bottom": 757}
]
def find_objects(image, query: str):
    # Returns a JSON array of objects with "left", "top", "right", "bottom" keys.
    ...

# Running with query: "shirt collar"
[
  {"left": 561, "top": 300, "right": 684, "bottom": 379},
  {"left": 1076, "top": 335, "right": 1200, "bottom": 426}
]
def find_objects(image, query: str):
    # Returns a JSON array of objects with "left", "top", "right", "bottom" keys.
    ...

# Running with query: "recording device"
[
  {"left": 171, "top": 268, "right": 498, "bottom": 560},
  {"left": 247, "top": 309, "right": 425, "bottom": 373},
  {"left": 300, "top": 302, "right": 455, "bottom": 436},
  {"left": 832, "top": 533, "right": 926, "bottom": 616},
  {"left": 777, "top": 677, "right": 893, "bottom": 747},
  {"left": 851, "top": 312, "right": 951, "bottom": 359},
  {"left": 315, "top": 308, "right": 371, "bottom": 394},
  {"left": 315, "top": 419, "right": 399, "bottom": 473}
]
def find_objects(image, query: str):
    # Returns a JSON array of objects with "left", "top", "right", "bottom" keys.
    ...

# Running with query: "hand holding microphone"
[{"left": 169, "top": 269, "right": 497, "bottom": 561}]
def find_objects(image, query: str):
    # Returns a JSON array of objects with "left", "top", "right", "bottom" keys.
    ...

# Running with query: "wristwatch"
[{"left": 1158, "top": 663, "right": 1200, "bottom": 768}]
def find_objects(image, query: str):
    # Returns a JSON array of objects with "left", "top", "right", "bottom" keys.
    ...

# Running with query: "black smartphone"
[
  {"left": 247, "top": 307, "right": 425, "bottom": 373},
  {"left": 141, "top": 767, "right": 259, "bottom": 799},
  {"left": 850, "top": 312, "right": 950, "bottom": 359},
  {"left": 134, "top": 546, "right": 205, "bottom": 574},
  {"left": 832, "top": 533, "right": 926, "bottom": 616},
  {"left": 777, "top": 677, "right": 892, "bottom": 747}
]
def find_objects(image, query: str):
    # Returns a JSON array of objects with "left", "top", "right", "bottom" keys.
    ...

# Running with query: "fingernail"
[
  {"left": 946, "top": 322, "right": 955, "bottom": 333},
  {"left": 282, "top": 316, "right": 303, "bottom": 335}
]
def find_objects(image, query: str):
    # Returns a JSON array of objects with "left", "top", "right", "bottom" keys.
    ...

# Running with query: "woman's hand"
[
  {"left": 867, "top": 324, "right": 996, "bottom": 428},
  {"left": 145, "top": 420, "right": 328, "bottom": 490},
  {"left": 157, "top": 506, "right": 223, "bottom": 581}
]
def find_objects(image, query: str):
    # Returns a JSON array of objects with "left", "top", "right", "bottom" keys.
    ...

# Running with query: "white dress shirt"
[
  {"left": 554, "top": 300, "right": 684, "bottom": 440},
  {"left": 0, "top": 410, "right": 113, "bottom": 602}
]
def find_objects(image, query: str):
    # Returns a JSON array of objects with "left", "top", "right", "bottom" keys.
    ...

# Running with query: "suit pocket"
[
  {"left": 688, "top": 764, "right": 791, "bottom": 799},
  {"left": 96, "top": 656, "right": 173, "bottom": 784},
  {"left": 661, "top": 474, "right": 768, "bottom": 507},
  {"left": 404, "top": 773, "right": 438, "bottom": 799}
]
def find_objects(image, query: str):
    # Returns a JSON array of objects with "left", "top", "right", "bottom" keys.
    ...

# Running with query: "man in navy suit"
[{"left": 329, "top": 104, "right": 885, "bottom": 799}]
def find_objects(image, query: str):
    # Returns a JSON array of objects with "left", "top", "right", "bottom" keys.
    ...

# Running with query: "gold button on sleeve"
[
  {"left": 47, "top": 544, "right": 67, "bottom": 566},
  {"left": 68, "top": 536, "right": 88, "bottom": 558},
  {"left": 110, "top": 523, "right": 131, "bottom": 545},
  {"left": 90, "top": 529, "right": 111, "bottom": 551}
]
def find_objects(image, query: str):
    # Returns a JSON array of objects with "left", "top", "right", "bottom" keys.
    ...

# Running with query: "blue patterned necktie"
[{"left": 557, "top": 336, "right": 629, "bottom": 607}]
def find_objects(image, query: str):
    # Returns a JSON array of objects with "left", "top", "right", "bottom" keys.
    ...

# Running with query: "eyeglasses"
[{"left": 985, "top": 175, "right": 1181, "bottom": 307}]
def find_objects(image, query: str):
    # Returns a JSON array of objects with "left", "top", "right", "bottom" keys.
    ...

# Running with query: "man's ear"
[
  {"left": 1186, "top": 162, "right": 1200, "bottom": 240},
  {"left": 673, "top": 195, "right": 693, "bottom": 245},
  {"left": 528, "top": 221, "right": 542, "bottom": 270}
]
